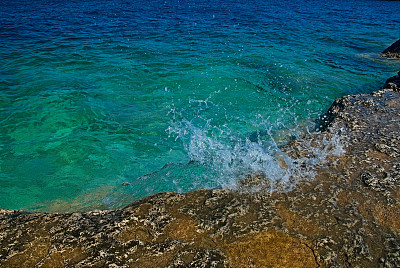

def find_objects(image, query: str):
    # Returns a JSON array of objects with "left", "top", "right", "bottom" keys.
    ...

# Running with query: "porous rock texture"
[
  {"left": 1, "top": 73, "right": 400, "bottom": 267},
  {"left": 382, "top": 39, "right": 400, "bottom": 58}
]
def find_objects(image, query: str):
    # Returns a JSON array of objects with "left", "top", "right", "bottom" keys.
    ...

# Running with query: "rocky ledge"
[
  {"left": 382, "top": 39, "right": 400, "bottom": 58},
  {"left": 1, "top": 73, "right": 400, "bottom": 268}
]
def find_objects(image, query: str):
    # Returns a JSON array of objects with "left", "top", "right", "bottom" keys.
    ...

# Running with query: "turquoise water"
[{"left": 0, "top": 0, "right": 399, "bottom": 211}]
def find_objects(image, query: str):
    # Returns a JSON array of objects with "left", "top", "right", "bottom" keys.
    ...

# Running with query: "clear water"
[{"left": 0, "top": 0, "right": 399, "bottom": 211}]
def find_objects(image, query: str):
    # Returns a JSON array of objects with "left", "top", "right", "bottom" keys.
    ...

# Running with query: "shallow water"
[{"left": 0, "top": 0, "right": 399, "bottom": 211}]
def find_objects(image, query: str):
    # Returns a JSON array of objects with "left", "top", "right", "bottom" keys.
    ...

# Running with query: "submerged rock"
[
  {"left": 1, "top": 73, "right": 400, "bottom": 267},
  {"left": 382, "top": 39, "right": 400, "bottom": 58}
]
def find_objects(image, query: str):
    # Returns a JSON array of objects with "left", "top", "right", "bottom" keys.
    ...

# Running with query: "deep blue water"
[{"left": 0, "top": 0, "right": 399, "bottom": 211}]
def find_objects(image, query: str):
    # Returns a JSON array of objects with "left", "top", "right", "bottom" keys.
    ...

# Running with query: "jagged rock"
[
  {"left": 383, "top": 71, "right": 400, "bottom": 91},
  {"left": 382, "top": 39, "right": 400, "bottom": 58},
  {"left": 1, "top": 73, "right": 400, "bottom": 267}
]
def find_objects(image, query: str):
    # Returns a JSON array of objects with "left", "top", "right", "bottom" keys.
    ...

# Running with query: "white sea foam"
[{"left": 166, "top": 116, "right": 346, "bottom": 193}]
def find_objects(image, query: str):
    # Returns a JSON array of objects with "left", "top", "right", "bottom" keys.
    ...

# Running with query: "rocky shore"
[
  {"left": 1, "top": 73, "right": 400, "bottom": 267},
  {"left": 382, "top": 39, "right": 400, "bottom": 58}
]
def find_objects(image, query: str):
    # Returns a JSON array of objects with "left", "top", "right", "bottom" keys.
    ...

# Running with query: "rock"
[
  {"left": 1, "top": 74, "right": 400, "bottom": 267},
  {"left": 382, "top": 39, "right": 400, "bottom": 58},
  {"left": 383, "top": 71, "right": 400, "bottom": 91}
]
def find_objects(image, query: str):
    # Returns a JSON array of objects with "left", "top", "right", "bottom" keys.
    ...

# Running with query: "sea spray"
[{"left": 163, "top": 116, "right": 347, "bottom": 194}]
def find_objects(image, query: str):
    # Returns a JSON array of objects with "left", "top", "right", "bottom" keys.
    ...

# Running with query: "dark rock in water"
[
  {"left": 382, "top": 39, "right": 400, "bottom": 58},
  {"left": 1, "top": 74, "right": 400, "bottom": 267},
  {"left": 383, "top": 71, "right": 400, "bottom": 91}
]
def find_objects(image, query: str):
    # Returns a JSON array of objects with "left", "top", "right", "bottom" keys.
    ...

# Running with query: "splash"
[{"left": 161, "top": 102, "right": 347, "bottom": 193}]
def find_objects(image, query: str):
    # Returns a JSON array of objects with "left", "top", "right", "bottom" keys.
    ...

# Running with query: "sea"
[{"left": 0, "top": 0, "right": 399, "bottom": 211}]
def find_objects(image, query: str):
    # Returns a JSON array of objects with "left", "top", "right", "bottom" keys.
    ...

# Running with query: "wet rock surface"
[
  {"left": 382, "top": 39, "right": 400, "bottom": 58},
  {"left": 1, "top": 73, "right": 400, "bottom": 267}
]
